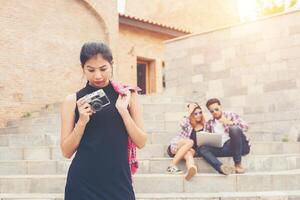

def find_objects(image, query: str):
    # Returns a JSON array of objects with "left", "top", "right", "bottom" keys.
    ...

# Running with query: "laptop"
[{"left": 196, "top": 131, "right": 223, "bottom": 148}]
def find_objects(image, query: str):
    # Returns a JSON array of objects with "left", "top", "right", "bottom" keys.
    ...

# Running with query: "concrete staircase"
[{"left": 0, "top": 95, "right": 300, "bottom": 199}]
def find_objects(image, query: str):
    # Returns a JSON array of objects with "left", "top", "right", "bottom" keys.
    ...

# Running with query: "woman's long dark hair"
[{"left": 80, "top": 42, "right": 113, "bottom": 67}]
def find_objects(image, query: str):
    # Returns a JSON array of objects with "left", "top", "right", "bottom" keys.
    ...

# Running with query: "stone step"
[
  {"left": 2, "top": 119, "right": 290, "bottom": 142},
  {"left": 4, "top": 96, "right": 187, "bottom": 127},
  {"left": 1, "top": 109, "right": 289, "bottom": 143},
  {"left": 139, "top": 142, "right": 300, "bottom": 159},
  {"left": 247, "top": 121, "right": 300, "bottom": 140},
  {"left": 3, "top": 111, "right": 177, "bottom": 131},
  {"left": 138, "top": 154, "right": 300, "bottom": 174},
  {"left": 0, "top": 193, "right": 63, "bottom": 200},
  {"left": 4, "top": 104, "right": 186, "bottom": 130},
  {"left": 5, "top": 100, "right": 295, "bottom": 141},
  {"left": 0, "top": 124, "right": 288, "bottom": 144},
  {"left": 6, "top": 114, "right": 60, "bottom": 128},
  {"left": 0, "top": 119, "right": 178, "bottom": 136},
  {"left": 0, "top": 146, "right": 65, "bottom": 161},
  {"left": 0, "top": 120, "right": 174, "bottom": 136},
  {"left": 0, "top": 154, "right": 299, "bottom": 175},
  {"left": 137, "top": 191, "right": 300, "bottom": 200},
  {"left": 4, "top": 103, "right": 61, "bottom": 127},
  {"left": 1, "top": 191, "right": 300, "bottom": 200},
  {"left": 0, "top": 134, "right": 59, "bottom": 147},
  {"left": 31, "top": 112, "right": 293, "bottom": 132},
  {"left": 0, "top": 125, "right": 60, "bottom": 136},
  {"left": 0, "top": 170, "right": 300, "bottom": 193},
  {"left": 0, "top": 142, "right": 299, "bottom": 160},
  {"left": 0, "top": 129, "right": 287, "bottom": 149},
  {"left": 133, "top": 170, "right": 300, "bottom": 193},
  {"left": 0, "top": 130, "right": 286, "bottom": 149},
  {"left": 149, "top": 131, "right": 287, "bottom": 144},
  {"left": 0, "top": 160, "right": 69, "bottom": 175},
  {"left": 243, "top": 110, "right": 300, "bottom": 124},
  {"left": 148, "top": 120, "right": 297, "bottom": 137},
  {"left": 18, "top": 107, "right": 298, "bottom": 129}
]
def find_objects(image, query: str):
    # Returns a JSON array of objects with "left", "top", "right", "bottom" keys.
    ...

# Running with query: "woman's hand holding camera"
[{"left": 77, "top": 97, "right": 95, "bottom": 125}]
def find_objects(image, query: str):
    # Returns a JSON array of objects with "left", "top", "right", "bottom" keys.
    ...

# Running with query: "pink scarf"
[{"left": 111, "top": 81, "right": 141, "bottom": 175}]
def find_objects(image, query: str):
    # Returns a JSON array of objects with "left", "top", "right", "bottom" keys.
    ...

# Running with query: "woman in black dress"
[{"left": 60, "top": 42, "right": 147, "bottom": 200}]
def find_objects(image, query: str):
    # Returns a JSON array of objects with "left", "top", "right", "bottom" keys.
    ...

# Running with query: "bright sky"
[{"left": 238, "top": 0, "right": 300, "bottom": 22}]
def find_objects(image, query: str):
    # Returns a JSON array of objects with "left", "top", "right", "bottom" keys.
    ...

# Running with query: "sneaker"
[
  {"left": 185, "top": 165, "right": 197, "bottom": 181},
  {"left": 219, "top": 164, "right": 235, "bottom": 175},
  {"left": 166, "top": 165, "right": 184, "bottom": 174}
]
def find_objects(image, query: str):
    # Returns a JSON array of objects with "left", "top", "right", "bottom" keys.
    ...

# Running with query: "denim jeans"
[{"left": 197, "top": 126, "right": 250, "bottom": 173}]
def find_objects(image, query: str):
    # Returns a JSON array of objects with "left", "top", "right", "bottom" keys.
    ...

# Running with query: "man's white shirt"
[{"left": 213, "top": 120, "right": 230, "bottom": 146}]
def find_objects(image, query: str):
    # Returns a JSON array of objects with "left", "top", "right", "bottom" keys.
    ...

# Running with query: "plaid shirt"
[
  {"left": 205, "top": 111, "right": 249, "bottom": 133},
  {"left": 111, "top": 81, "right": 141, "bottom": 175},
  {"left": 169, "top": 116, "right": 193, "bottom": 154}
]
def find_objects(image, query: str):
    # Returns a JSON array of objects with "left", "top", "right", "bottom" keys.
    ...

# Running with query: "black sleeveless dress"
[{"left": 64, "top": 81, "right": 135, "bottom": 200}]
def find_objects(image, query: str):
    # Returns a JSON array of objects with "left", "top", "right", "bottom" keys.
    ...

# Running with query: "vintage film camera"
[{"left": 83, "top": 89, "right": 110, "bottom": 112}]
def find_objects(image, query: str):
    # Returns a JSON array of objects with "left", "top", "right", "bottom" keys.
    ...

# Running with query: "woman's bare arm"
[
  {"left": 60, "top": 94, "right": 87, "bottom": 158},
  {"left": 116, "top": 91, "right": 147, "bottom": 149}
]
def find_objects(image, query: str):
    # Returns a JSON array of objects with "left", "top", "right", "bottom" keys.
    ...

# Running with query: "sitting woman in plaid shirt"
[
  {"left": 166, "top": 103, "right": 205, "bottom": 181},
  {"left": 197, "top": 98, "right": 250, "bottom": 175}
]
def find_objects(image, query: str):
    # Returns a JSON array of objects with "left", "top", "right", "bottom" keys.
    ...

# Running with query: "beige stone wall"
[
  {"left": 125, "top": 0, "right": 240, "bottom": 33},
  {"left": 118, "top": 24, "right": 172, "bottom": 93},
  {"left": 164, "top": 10, "right": 300, "bottom": 136},
  {"left": 0, "top": 0, "right": 118, "bottom": 127}
]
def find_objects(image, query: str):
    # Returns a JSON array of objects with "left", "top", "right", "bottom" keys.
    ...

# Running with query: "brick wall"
[
  {"left": 164, "top": 10, "right": 300, "bottom": 135},
  {"left": 0, "top": 0, "right": 118, "bottom": 127}
]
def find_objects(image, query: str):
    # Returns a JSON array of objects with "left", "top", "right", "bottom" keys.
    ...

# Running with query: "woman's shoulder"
[
  {"left": 63, "top": 93, "right": 76, "bottom": 103},
  {"left": 61, "top": 93, "right": 76, "bottom": 112}
]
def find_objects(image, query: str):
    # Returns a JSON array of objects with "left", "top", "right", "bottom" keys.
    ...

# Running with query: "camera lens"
[{"left": 91, "top": 99, "right": 103, "bottom": 112}]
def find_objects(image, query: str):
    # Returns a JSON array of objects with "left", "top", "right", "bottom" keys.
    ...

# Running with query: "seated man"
[{"left": 197, "top": 98, "right": 250, "bottom": 175}]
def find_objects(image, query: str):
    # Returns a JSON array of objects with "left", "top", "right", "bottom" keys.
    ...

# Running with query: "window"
[
  {"left": 137, "top": 58, "right": 156, "bottom": 95},
  {"left": 162, "top": 61, "right": 166, "bottom": 90}
]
